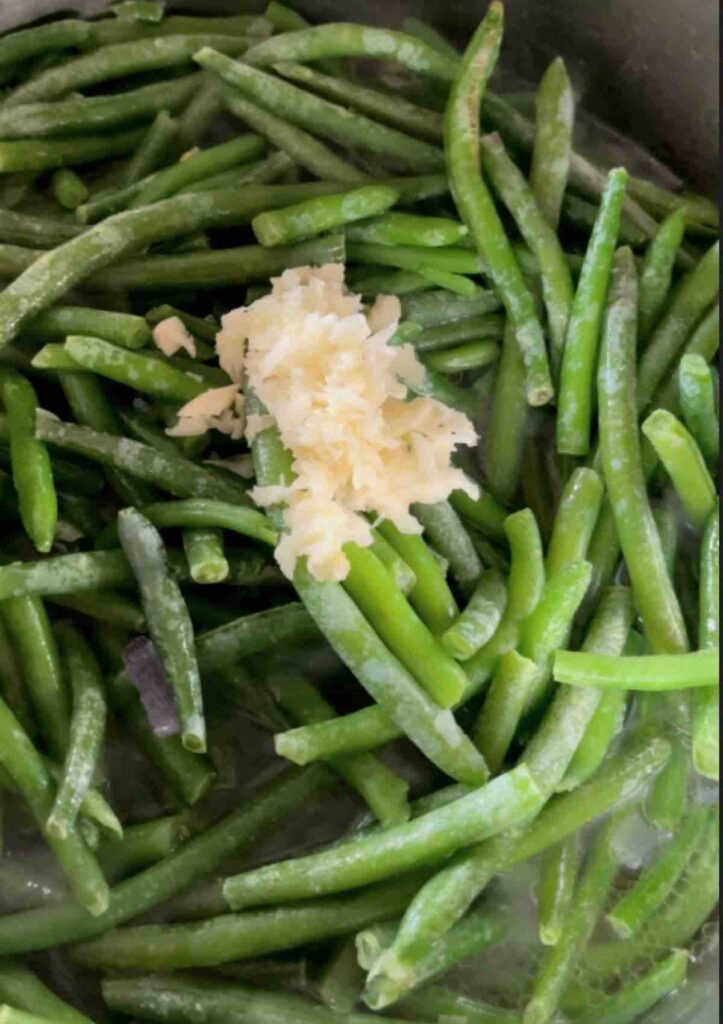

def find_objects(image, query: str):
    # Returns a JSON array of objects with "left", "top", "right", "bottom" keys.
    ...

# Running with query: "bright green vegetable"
[
  {"left": 638, "top": 208, "right": 687, "bottom": 341},
  {"left": 553, "top": 647, "right": 717, "bottom": 690},
  {"left": 442, "top": 568, "right": 507, "bottom": 660},
  {"left": 545, "top": 468, "right": 604, "bottom": 576},
  {"left": 444, "top": 4, "right": 552, "bottom": 406},
  {"left": 183, "top": 528, "right": 229, "bottom": 585},
  {"left": 642, "top": 409, "right": 716, "bottom": 529},
  {"left": 529, "top": 57, "right": 574, "bottom": 232},
  {"left": 253, "top": 186, "right": 399, "bottom": 247},
  {"left": 678, "top": 352, "right": 719, "bottom": 468},
  {"left": 557, "top": 168, "right": 629, "bottom": 455},
  {"left": 692, "top": 507, "right": 720, "bottom": 780},
  {"left": 537, "top": 835, "right": 581, "bottom": 946}
]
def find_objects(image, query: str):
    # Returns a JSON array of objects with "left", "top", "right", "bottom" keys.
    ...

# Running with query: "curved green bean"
[
  {"left": 253, "top": 185, "right": 399, "bottom": 247},
  {"left": 0, "top": 959, "right": 92, "bottom": 1024},
  {"left": 529, "top": 57, "right": 574, "bottom": 232},
  {"left": 47, "top": 622, "right": 106, "bottom": 841},
  {"left": 474, "top": 650, "right": 538, "bottom": 774},
  {"left": 223, "top": 764, "right": 540, "bottom": 909},
  {"left": 245, "top": 23, "right": 459, "bottom": 80},
  {"left": 0, "top": 368, "right": 56, "bottom": 553},
  {"left": 638, "top": 208, "right": 687, "bottom": 341},
  {"left": 642, "top": 409, "right": 716, "bottom": 530},
  {"left": 480, "top": 131, "right": 574, "bottom": 373},
  {"left": 411, "top": 499, "right": 485, "bottom": 591},
  {"left": 557, "top": 168, "right": 629, "bottom": 455},
  {"left": 444, "top": 5, "right": 552, "bottom": 406},
  {"left": 597, "top": 247, "right": 688, "bottom": 653}
]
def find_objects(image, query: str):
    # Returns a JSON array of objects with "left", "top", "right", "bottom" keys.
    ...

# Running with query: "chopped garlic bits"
[
  {"left": 167, "top": 383, "right": 246, "bottom": 439},
  {"left": 217, "top": 264, "right": 479, "bottom": 583},
  {"left": 152, "top": 315, "right": 196, "bottom": 358}
]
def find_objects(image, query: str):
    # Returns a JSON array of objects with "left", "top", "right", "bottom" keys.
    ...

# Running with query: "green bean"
[
  {"left": 263, "top": 2, "right": 310, "bottom": 32},
  {"left": 0, "top": 19, "right": 91, "bottom": 69},
  {"left": 0, "top": 126, "right": 145, "bottom": 174},
  {"left": 0, "top": 209, "right": 82, "bottom": 249},
  {"left": 341, "top": 544, "right": 470, "bottom": 709},
  {"left": 0, "top": 693, "right": 108, "bottom": 916},
  {"left": 0, "top": 765, "right": 326, "bottom": 955},
  {"left": 474, "top": 650, "right": 538, "bottom": 774},
  {"left": 582, "top": 805, "right": 719, "bottom": 984},
  {"left": 558, "top": 587, "right": 635, "bottom": 791},
  {"left": 35, "top": 416, "right": 251, "bottom": 504},
  {"left": 626, "top": 175, "right": 719, "bottom": 228},
  {"left": 179, "top": 151, "right": 295, "bottom": 194},
  {"left": 423, "top": 339, "right": 500, "bottom": 374},
  {"left": 678, "top": 353, "right": 719, "bottom": 468},
  {"left": 24, "top": 305, "right": 153, "bottom": 350},
  {"left": 275, "top": 706, "right": 402, "bottom": 764},
  {"left": 245, "top": 23, "right": 458, "bottom": 80},
  {"left": 253, "top": 185, "right": 398, "bottom": 247},
  {"left": 50, "top": 169, "right": 85, "bottom": 212},
  {"left": 412, "top": 499, "right": 486, "bottom": 591},
  {"left": 597, "top": 247, "right": 689, "bottom": 653},
  {"left": 132, "top": 134, "right": 267, "bottom": 207},
  {"left": 557, "top": 168, "right": 629, "bottom": 454},
  {"left": 637, "top": 241, "right": 720, "bottom": 411},
  {"left": 0, "top": 368, "right": 56, "bottom": 553},
  {"left": 0, "top": 614, "right": 34, "bottom": 735},
  {"left": 0, "top": 959, "right": 92, "bottom": 1024},
  {"left": 224, "top": 764, "right": 539, "bottom": 910},
  {"left": 119, "top": 507, "right": 205, "bottom": 753},
  {"left": 348, "top": 269, "right": 433, "bottom": 297},
  {"left": 362, "top": 906, "right": 508, "bottom": 1009},
  {"left": 86, "top": 233, "right": 346, "bottom": 291},
  {"left": 398, "top": 987, "right": 519, "bottom": 1024},
  {"left": 480, "top": 131, "right": 574, "bottom": 374},
  {"left": 483, "top": 320, "right": 527, "bottom": 505},
  {"left": 641, "top": 409, "right": 716, "bottom": 530},
  {"left": 553, "top": 647, "right": 717, "bottom": 690},
  {"left": 376, "top": 520, "right": 460, "bottom": 635},
  {"left": 524, "top": 816, "right": 621, "bottom": 1024},
  {"left": 367, "top": 531, "right": 415, "bottom": 594},
  {"left": 515, "top": 560, "right": 593, "bottom": 714},
  {"left": 402, "top": 288, "right": 502, "bottom": 326},
  {"left": 348, "top": 212, "right": 468, "bottom": 248},
  {"left": 607, "top": 804, "right": 710, "bottom": 938},
  {"left": 126, "top": 500, "right": 277, "bottom": 547},
  {"left": 537, "top": 834, "right": 581, "bottom": 946},
  {"left": 638, "top": 209, "right": 687, "bottom": 341},
  {"left": 353, "top": 731, "right": 669, "bottom": 1002},
  {"left": 0, "top": 75, "right": 199, "bottom": 139},
  {"left": 99, "top": 814, "right": 188, "bottom": 881},
  {"left": 561, "top": 194, "right": 647, "bottom": 249},
  {"left": 545, "top": 467, "right": 604, "bottom": 576},
  {"left": 222, "top": 91, "right": 367, "bottom": 184},
  {"left": 198, "top": 49, "right": 445, "bottom": 174},
  {"left": 445, "top": 7, "right": 552, "bottom": 406},
  {"left": 46, "top": 621, "right": 107, "bottom": 842},
  {"left": 5, "top": 34, "right": 251, "bottom": 106},
  {"left": 413, "top": 314, "right": 505, "bottom": 352},
  {"left": 1, "top": 596, "right": 69, "bottom": 760},
  {"left": 48, "top": 590, "right": 145, "bottom": 632},
  {"left": 274, "top": 61, "right": 444, "bottom": 144},
  {"left": 182, "top": 528, "right": 228, "bottom": 585},
  {"left": 529, "top": 58, "right": 574, "bottom": 231},
  {"left": 268, "top": 672, "right": 410, "bottom": 828},
  {"left": 692, "top": 507, "right": 719, "bottom": 780},
  {"left": 442, "top": 569, "right": 507, "bottom": 660},
  {"left": 575, "top": 950, "right": 689, "bottom": 1024},
  {"left": 318, "top": 936, "right": 364, "bottom": 1014}
]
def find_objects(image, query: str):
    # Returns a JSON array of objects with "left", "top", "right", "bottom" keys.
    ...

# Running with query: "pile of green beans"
[{"left": 0, "top": 3, "right": 716, "bottom": 1024}]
